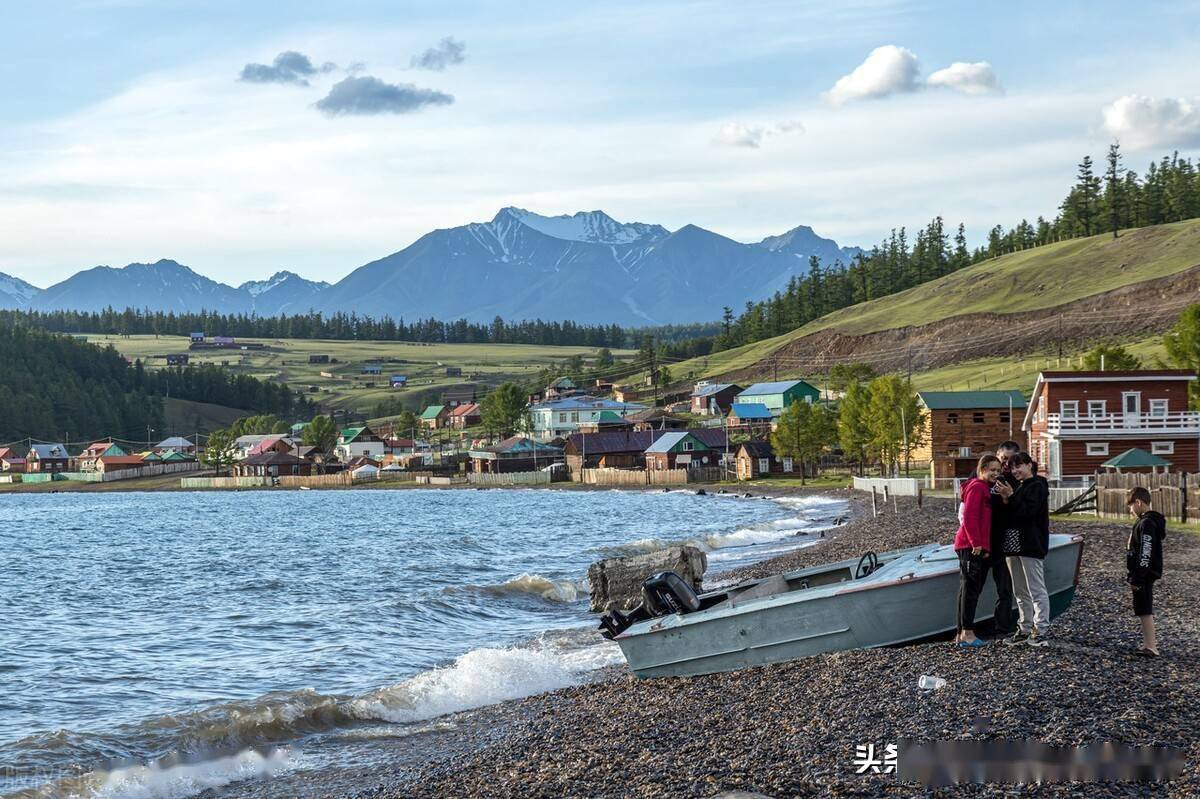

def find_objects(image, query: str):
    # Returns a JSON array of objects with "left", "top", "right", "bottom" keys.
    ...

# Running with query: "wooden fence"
[
  {"left": 578, "top": 467, "right": 723, "bottom": 487},
  {"left": 278, "top": 473, "right": 355, "bottom": 488},
  {"left": 1096, "top": 472, "right": 1198, "bottom": 522},
  {"left": 467, "top": 471, "right": 552, "bottom": 486},
  {"left": 181, "top": 476, "right": 273, "bottom": 489},
  {"left": 853, "top": 476, "right": 921, "bottom": 497}
]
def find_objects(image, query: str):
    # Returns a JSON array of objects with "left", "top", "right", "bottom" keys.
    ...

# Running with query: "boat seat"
[{"left": 729, "top": 574, "right": 790, "bottom": 606}]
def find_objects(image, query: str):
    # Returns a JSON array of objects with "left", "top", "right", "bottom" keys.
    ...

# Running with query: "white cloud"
[
  {"left": 1101, "top": 94, "right": 1200, "bottom": 151},
  {"left": 927, "top": 61, "right": 1002, "bottom": 96},
  {"left": 825, "top": 45, "right": 920, "bottom": 106},
  {"left": 713, "top": 120, "right": 803, "bottom": 149}
]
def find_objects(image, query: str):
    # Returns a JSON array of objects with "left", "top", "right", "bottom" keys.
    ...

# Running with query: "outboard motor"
[{"left": 598, "top": 570, "right": 701, "bottom": 640}]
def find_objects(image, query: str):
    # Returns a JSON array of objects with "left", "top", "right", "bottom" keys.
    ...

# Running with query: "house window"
[
  {"left": 1149, "top": 399, "right": 1168, "bottom": 416},
  {"left": 972, "top": 412, "right": 985, "bottom": 424},
  {"left": 758, "top": 458, "right": 770, "bottom": 473},
  {"left": 947, "top": 413, "right": 958, "bottom": 425},
  {"left": 1087, "top": 400, "right": 1106, "bottom": 417},
  {"left": 782, "top": 457, "right": 793, "bottom": 472},
  {"left": 683, "top": 441, "right": 694, "bottom": 451},
  {"left": 999, "top": 412, "right": 1010, "bottom": 424},
  {"left": 1086, "top": 442, "right": 1109, "bottom": 456},
  {"left": 558, "top": 413, "right": 567, "bottom": 423},
  {"left": 1059, "top": 401, "right": 1079, "bottom": 419},
  {"left": 1152, "top": 441, "right": 1175, "bottom": 455},
  {"left": 570, "top": 412, "right": 579, "bottom": 422}
]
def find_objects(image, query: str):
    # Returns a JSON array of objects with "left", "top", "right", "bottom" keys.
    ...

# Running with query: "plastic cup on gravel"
[{"left": 918, "top": 675, "right": 946, "bottom": 691}]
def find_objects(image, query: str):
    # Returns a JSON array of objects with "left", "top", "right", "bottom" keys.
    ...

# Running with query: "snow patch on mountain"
[
  {"left": 496, "top": 207, "right": 668, "bottom": 245},
  {"left": 239, "top": 271, "right": 321, "bottom": 297},
  {"left": 0, "top": 272, "right": 40, "bottom": 305}
]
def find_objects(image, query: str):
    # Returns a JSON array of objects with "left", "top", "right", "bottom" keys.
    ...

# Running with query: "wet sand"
[{"left": 353, "top": 496, "right": 1200, "bottom": 798}]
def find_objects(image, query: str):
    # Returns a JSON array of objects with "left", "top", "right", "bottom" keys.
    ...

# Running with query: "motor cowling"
[{"left": 641, "top": 571, "right": 701, "bottom": 617}]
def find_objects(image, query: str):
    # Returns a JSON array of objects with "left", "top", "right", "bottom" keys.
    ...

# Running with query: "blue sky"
[{"left": 1, "top": 1, "right": 1198, "bottom": 286}]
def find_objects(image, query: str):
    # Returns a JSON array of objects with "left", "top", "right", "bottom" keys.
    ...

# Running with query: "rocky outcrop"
[{"left": 587, "top": 546, "right": 707, "bottom": 613}]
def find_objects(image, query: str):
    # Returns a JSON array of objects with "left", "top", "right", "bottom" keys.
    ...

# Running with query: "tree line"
[
  {"left": 710, "top": 146, "right": 1200, "bottom": 353},
  {"left": 0, "top": 326, "right": 312, "bottom": 444}
]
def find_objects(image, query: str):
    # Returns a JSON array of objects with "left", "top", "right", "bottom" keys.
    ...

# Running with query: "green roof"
[
  {"left": 420, "top": 405, "right": 445, "bottom": 419},
  {"left": 918, "top": 390, "right": 1026, "bottom": 410},
  {"left": 596, "top": 410, "right": 624, "bottom": 422},
  {"left": 340, "top": 426, "right": 365, "bottom": 442},
  {"left": 1102, "top": 448, "right": 1171, "bottom": 468}
]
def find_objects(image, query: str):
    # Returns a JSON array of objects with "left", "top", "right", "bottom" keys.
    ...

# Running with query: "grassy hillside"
[
  {"left": 86, "top": 335, "right": 635, "bottom": 413},
  {"left": 667, "top": 219, "right": 1200, "bottom": 381},
  {"left": 162, "top": 397, "right": 249, "bottom": 434}
]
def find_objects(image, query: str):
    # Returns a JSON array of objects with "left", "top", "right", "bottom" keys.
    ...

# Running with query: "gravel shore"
[{"left": 366, "top": 495, "right": 1200, "bottom": 798}]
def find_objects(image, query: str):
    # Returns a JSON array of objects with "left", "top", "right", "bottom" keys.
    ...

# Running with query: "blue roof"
[
  {"left": 691, "top": 383, "right": 734, "bottom": 398},
  {"left": 730, "top": 403, "right": 773, "bottom": 419},
  {"left": 739, "top": 380, "right": 813, "bottom": 396},
  {"left": 29, "top": 443, "right": 69, "bottom": 458}
]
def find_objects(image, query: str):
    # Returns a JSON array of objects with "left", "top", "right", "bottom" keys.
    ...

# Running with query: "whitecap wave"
[{"left": 481, "top": 573, "right": 584, "bottom": 603}]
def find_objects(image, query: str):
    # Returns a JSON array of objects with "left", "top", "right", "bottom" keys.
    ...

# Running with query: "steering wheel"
[{"left": 854, "top": 551, "right": 879, "bottom": 579}]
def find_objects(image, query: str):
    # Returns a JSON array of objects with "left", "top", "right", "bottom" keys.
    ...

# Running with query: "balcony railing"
[{"left": 1045, "top": 411, "right": 1200, "bottom": 434}]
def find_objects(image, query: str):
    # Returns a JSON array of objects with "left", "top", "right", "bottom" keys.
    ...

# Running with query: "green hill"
[{"left": 670, "top": 219, "right": 1200, "bottom": 383}]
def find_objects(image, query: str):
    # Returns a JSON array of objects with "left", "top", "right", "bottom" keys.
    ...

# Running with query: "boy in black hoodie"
[{"left": 1126, "top": 487, "right": 1166, "bottom": 657}]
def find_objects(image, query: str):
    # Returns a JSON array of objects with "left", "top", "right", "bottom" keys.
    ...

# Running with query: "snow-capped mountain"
[
  {"left": 0, "top": 272, "right": 41, "bottom": 308},
  {"left": 18, "top": 210, "right": 861, "bottom": 324},
  {"left": 317, "top": 208, "right": 860, "bottom": 324},
  {"left": 239, "top": 271, "right": 329, "bottom": 316},
  {"left": 757, "top": 224, "right": 864, "bottom": 267}
]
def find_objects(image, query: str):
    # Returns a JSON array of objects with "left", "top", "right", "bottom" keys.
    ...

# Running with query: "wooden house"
[
  {"left": 564, "top": 429, "right": 729, "bottom": 472},
  {"left": 735, "top": 380, "right": 820, "bottom": 417},
  {"left": 469, "top": 437, "right": 565, "bottom": 473},
  {"left": 390, "top": 375, "right": 408, "bottom": 388},
  {"left": 727, "top": 403, "right": 774, "bottom": 434},
  {"left": 234, "top": 451, "right": 311, "bottom": 477},
  {"left": 0, "top": 447, "right": 27, "bottom": 473},
  {"left": 27, "top": 444, "right": 69, "bottom": 473},
  {"left": 644, "top": 432, "right": 716, "bottom": 470},
  {"left": 362, "top": 364, "right": 382, "bottom": 376},
  {"left": 735, "top": 441, "right": 790, "bottom": 480},
  {"left": 914, "top": 390, "right": 1027, "bottom": 485},
  {"left": 612, "top": 385, "right": 641, "bottom": 403},
  {"left": 1022, "top": 370, "right": 1200, "bottom": 482},
  {"left": 448, "top": 402, "right": 482, "bottom": 429},
  {"left": 628, "top": 407, "right": 689, "bottom": 432},
  {"left": 96, "top": 455, "right": 145, "bottom": 475},
  {"left": 76, "top": 440, "right": 127, "bottom": 472},
  {"left": 690, "top": 382, "right": 742, "bottom": 415},
  {"left": 420, "top": 405, "right": 449, "bottom": 430}
]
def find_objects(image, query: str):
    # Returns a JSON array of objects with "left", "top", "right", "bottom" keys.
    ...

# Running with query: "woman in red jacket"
[{"left": 955, "top": 454, "right": 1006, "bottom": 647}]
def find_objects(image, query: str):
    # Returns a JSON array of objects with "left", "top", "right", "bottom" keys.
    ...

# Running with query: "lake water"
[{"left": 0, "top": 487, "right": 847, "bottom": 798}]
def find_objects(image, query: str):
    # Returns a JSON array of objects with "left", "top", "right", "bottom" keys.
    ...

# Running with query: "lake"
[{"left": 0, "top": 487, "right": 846, "bottom": 798}]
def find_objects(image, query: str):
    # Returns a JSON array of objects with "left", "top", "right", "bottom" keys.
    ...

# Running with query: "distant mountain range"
[{"left": 0, "top": 209, "right": 862, "bottom": 325}]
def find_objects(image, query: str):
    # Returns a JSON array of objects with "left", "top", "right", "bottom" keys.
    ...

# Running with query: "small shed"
[
  {"left": 390, "top": 375, "right": 408, "bottom": 388},
  {"left": 735, "top": 441, "right": 788, "bottom": 480},
  {"left": 1102, "top": 448, "right": 1172, "bottom": 474},
  {"left": 308, "top": 354, "right": 330, "bottom": 364},
  {"left": 644, "top": 432, "right": 714, "bottom": 471},
  {"left": 190, "top": 332, "right": 205, "bottom": 343},
  {"left": 362, "top": 364, "right": 382, "bottom": 375}
]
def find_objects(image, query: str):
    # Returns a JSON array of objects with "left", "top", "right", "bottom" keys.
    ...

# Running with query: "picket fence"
[
  {"left": 467, "top": 471, "right": 552, "bottom": 486},
  {"left": 181, "top": 476, "right": 273, "bottom": 489},
  {"left": 578, "top": 467, "right": 723, "bottom": 487}
]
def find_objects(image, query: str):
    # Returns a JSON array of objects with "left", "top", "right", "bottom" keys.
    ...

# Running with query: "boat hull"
[{"left": 616, "top": 536, "right": 1083, "bottom": 679}]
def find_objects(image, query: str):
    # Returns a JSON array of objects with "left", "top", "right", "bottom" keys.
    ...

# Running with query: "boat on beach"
[{"left": 604, "top": 533, "right": 1085, "bottom": 678}]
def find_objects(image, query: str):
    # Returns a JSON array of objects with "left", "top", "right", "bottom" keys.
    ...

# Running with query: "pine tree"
[{"left": 1105, "top": 141, "right": 1124, "bottom": 238}]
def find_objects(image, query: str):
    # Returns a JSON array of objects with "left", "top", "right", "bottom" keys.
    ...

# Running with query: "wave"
[{"left": 478, "top": 573, "right": 585, "bottom": 603}]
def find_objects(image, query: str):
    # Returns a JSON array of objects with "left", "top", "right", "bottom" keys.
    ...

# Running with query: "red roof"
[
  {"left": 247, "top": 437, "right": 290, "bottom": 456},
  {"left": 1039, "top": 370, "right": 1195, "bottom": 379},
  {"left": 98, "top": 455, "right": 144, "bottom": 467},
  {"left": 450, "top": 403, "right": 481, "bottom": 417},
  {"left": 385, "top": 438, "right": 414, "bottom": 448}
]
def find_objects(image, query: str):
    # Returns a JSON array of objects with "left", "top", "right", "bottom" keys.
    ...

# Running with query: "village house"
[
  {"left": 166, "top": 353, "right": 189, "bottom": 366},
  {"left": 233, "top": 434, "right": 281, "bottom": 460},
  {"left": 577, "top": 410, "right": 636, "bottom": 433},
  {"left": 420, "top": 405, "right": 449, "bottom": 430},
  {"left": 469, "top": 436, "right": 565, "bottom": 473},
  {"left": 735, "top": 380, "right": 821, "bottom": 417},
  {"left": 690, "top": 382, "right": 743, "bottom": 415},
  {"left": 628, "top": 407, "right": 689, "bottom": 432},
  {"left": 245, "top": 436, "right": 296, "bottom": 459},
  {"left": 75, "top": 440, "right": 127, "bottom": 472},
  {"left": 362, "top": 364, "right": 382, "bottom": 376},
  {"left": 594, "top": 379, "right": 615, "bottom": 395},
  {"left": 448, "top": 402, "right": 482, "bottom": 430},
  {"left": 308, "top": 354, "right": 330, "bottom": 364},
  {"left": 545, "top": 377, "right": 581, "bottom": 400},
  {"left": 27, "top": 443, "right": 70, "bottom": 473},
  {"left": 234, "top": 450, "right": 311, "bottom": 477},
  {"left": 96, "top": 455, "right": 145, "bottom": 476},
  {"left": 1022, "top": 369, "right": 1200, "bottom": 482},
  {"left": 390, "top": 374, "right": 408, "bottom": 388},
  {"left": 735, "top": 441, "right": 792, "bottom": 480},
  {"left": 914, "top": 390, "right": 1027, "bottom": 486},
  {"left": 727, "top": 403, "right": 775, "bottom": 434},
  {"left": 190, "top": 332, "right": 205, "bottom": 343},
  {"left": 336, "top": 425, "right": 386, "bottom": 461},
  {"left": 155, "top": 436, "right": 196, "bottom": 456},
  {"left": 0, "top": 447, "right": 27, "bottom": 473},
  {"left": 563, "top": 428, "right": 730, "bottom": 472},
  {"left": 612, "top": 384, "right": 641, "bottom": 403},
  {"left": 644, "top": 432, "right": 716, "bottom": 471},
  {"left": 528, "top": 396, "right": 648, "bottom": 440}
]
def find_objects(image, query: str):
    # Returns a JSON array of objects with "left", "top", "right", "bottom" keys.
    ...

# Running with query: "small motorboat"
[{"left": 601, "top": 534, "right": 1084, "bottom": 679}]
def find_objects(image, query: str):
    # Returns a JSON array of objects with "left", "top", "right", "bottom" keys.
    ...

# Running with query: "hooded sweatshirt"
[
  {"left": 954, "top": 477, "right": 992, "bottom": 551},
  {"left": 1127, "top": 510, "right": 1166, "bottom": 584},
  {"left": 1005, "top": 474, "right": 1050, "bottom": 559}
]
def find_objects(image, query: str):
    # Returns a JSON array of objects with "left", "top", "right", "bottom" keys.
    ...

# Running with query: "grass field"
[
  {"left": 663, "top": 219, "right": 1200, "bottom": 382},
  {"left": 85, "top": 334, "right": 636, "bottom": 415}
]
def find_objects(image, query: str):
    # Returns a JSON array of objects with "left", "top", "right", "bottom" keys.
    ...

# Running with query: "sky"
[{"left": 1, "top": 0, "right": 1199, "bottom": 287}]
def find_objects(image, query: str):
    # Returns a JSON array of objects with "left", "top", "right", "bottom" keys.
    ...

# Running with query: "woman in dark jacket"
[{"left": 1000, "top": 452, "right": 1052, "bottom": 647}]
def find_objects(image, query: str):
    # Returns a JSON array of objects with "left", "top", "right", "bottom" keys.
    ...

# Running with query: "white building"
[{"left": 528, "top": 396, "right": 648, "bottom": 440}]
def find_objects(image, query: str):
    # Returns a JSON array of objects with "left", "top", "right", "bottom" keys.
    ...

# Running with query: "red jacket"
[{"left": 954, "top": 477, "right": 992, "bottom": 551}]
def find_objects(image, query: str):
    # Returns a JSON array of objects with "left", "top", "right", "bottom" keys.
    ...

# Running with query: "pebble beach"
[{"left": 360, "top": 492, "right": 1200, "bottom": 798}]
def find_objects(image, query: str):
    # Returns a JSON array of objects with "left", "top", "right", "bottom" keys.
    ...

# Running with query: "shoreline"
[{"left": 347, "top": 495, "right": 1200, "bottom": 799}]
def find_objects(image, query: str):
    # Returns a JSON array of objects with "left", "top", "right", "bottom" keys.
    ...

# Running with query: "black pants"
[
  {"left": 985, "top": 547, "right": 1016, "bottom": 634},
  {"left": 957, "top": 550, "right": 989, "bottom": 632}
]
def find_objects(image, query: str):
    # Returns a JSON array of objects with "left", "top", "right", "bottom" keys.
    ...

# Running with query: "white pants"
[{"left": 1006, "top": 556, "right": 1050, "bottom": 634}]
